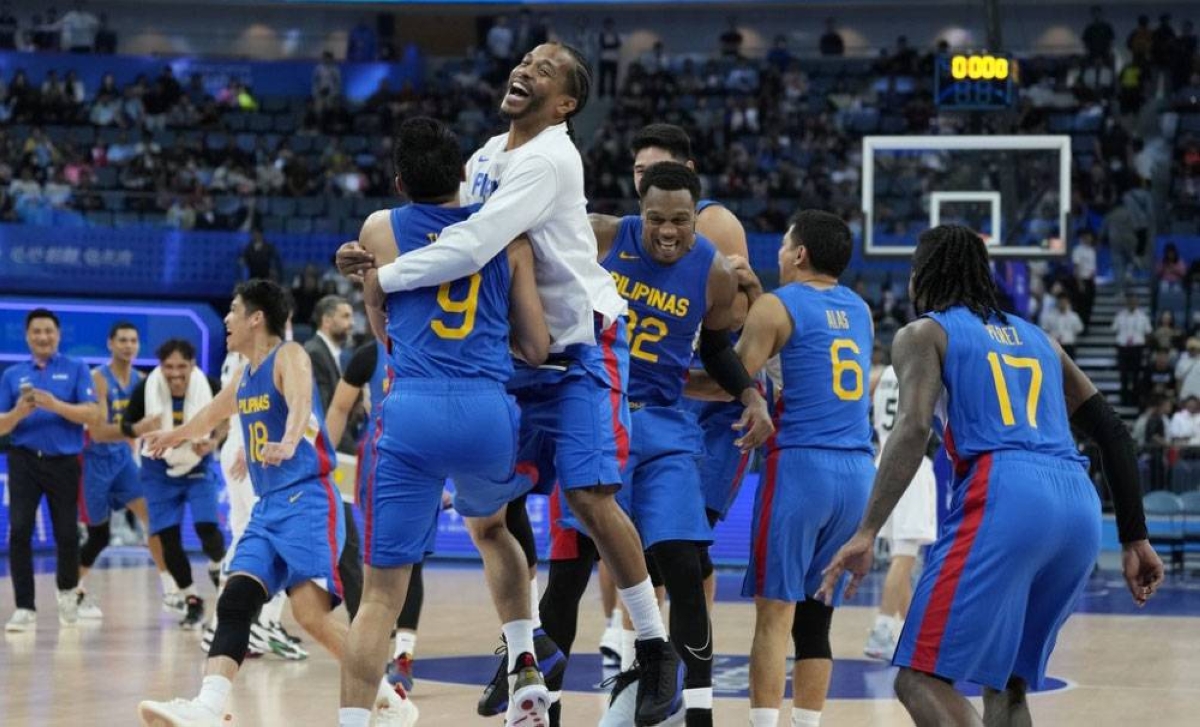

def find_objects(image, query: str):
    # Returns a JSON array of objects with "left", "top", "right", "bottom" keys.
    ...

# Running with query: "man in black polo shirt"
[{"left": 0, "top": 308, "right": 99, "bottom": 632}]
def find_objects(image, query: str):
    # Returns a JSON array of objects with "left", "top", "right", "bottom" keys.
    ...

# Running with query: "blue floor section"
[{"left": 8, "top": 548, "right": 1200, "bottom": 617}]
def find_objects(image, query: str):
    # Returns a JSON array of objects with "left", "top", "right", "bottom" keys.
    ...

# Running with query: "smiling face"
[
  {"left": 224, "top": 294, "right": 262, "bottom": 356},
  {"left": 26, "top": 316, "right": 60, "bottom": 361},
  {"left": 500, "top": 44, "right": 577, "bottom": 123},
  {"left": 160, "top": 351, "right": 194, "bottom": 398},
  {"left": 640, "top": 186, "right": 697, "bottom": 265}
]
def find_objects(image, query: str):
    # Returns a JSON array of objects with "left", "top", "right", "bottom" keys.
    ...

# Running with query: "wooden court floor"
[{"left": 2, "top": 561, "right": 1199, "bottom": 726}]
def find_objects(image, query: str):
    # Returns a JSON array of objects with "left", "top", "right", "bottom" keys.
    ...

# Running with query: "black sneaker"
[
  {"left": 180, "top": 595, "right": 205, "bottom": 630},
  {"left": 477, "top": 640, "right": 510, "bottom": 716},
  {"left": 477, "top": 629, "right": 566, "bottom": 717},
  {"left": 633, "top": 638, "right": 683, "bottom": 727}
]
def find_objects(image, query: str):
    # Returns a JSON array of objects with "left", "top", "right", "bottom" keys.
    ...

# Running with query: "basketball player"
[
  {"left": 590, "top": 124, "right": 753, "bottom": 662},
  {"left": 713, "top": 211, "right": 875, "bottom": 727},
  {"left": 208, "top": 347, "right": 306, "bottom": 661},
  {"left": 863, "top": 364, "right": 938, "bottom": 661},
  {"left": 121, "top": 339, "right": 228, "bottom": 630},
  {"left": 77, "top": 322, "right": 173, "bottom": 619},
  {"left": 138, "top": 280, "right": 410, "bottom": 727},
  {"left": 337, "top": 116, "right": 551, "bottom": 727},
  {"left": 337, "top": 43, "right": 692, "bottom": 725},
  {"left": 819, "top": 226, "right": 1164, "bottom": 727}
]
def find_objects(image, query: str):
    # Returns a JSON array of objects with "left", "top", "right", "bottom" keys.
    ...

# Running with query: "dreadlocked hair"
[
  {"left": 551, "top": 41, "right": 593, "bottom": 146},
  {"left": 910, "top": 225, "right": 1008, "bottom": 324}
]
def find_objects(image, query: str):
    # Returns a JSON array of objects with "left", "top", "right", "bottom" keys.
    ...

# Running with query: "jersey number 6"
[{"left": 830, "top": 338, "right": 864, "bottom": 401}]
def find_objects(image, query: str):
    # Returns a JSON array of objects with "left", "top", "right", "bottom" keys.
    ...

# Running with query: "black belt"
[{"left": 11, "top": 446, "right": 77, "bottom": 461}]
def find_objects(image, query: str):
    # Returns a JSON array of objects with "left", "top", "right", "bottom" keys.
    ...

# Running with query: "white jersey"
[
  {"left": 873, "top": 365, "right": 900, "bottom": 451},
  {"left": 218, "top": 351, "right": 256, "bottom": 538},
  {"left": 376, "top": 122, "right": 627, "bottom": 351}
]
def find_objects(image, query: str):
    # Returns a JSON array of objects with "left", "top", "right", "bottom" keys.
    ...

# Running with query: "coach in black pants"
[{"left": 0, "top": 309, "right": 99, "bottom": 631}]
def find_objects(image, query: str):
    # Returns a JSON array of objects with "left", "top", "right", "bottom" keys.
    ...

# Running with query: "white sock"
[
  {"left": 617, "top": 578, "right": 668, "bottom": 641},
  {"left": 195, "top": 675, "right": 232, "bottom": 717},
  {"left": 160, "top": 571, "right": 177, "bottom": 594},
  {"left": 502, "top": 619, "right": 536, "bottom": 671},
  {"left": 260, "top": 592, "right": 285, "bottom": 624},
  {"left": 338, "top": 708, "right": 371, "bottom": 727},
  {"left": 620, "top": 629, "right": 637, "bottom": 671},
  {"left": 792, "top": 707, "right": 821, "bottom": 726},
  {"left": 529, "top": 576, "right": 542, "bottom": 629},
  {"left": 750, "top": 708, "right": 780, "bottom": 727},
  {"left": 394, "top": 630, "right": 417, "bottom": 659},
  {"left": 873, "top": 613, "right": 900, "bottom": 636},
  {"left": 181, "top": 584, "right": 198, "bottom": 597},
  {"left": 684, "top": 687, "right": 713, "bottom": 710}
]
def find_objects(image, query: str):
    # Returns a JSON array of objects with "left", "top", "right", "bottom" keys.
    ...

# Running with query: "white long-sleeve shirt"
[
  {"left": 1111, "top": 308, "right": 1152, "bottom": 347},
  {"left": 376, "top": 123, "right": 627, "bottom": 351}
]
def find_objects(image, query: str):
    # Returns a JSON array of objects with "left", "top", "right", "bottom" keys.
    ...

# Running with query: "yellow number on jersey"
[
  {"left": 247, "top": 421, "right": 268, "bottom": 464},
  {"left": 625, "top": 310, "right": 669, "bottom": 363},
  {"left": 830, "top": 339, "right": 864, "bottom": 401},
  {"left": 431, "top": 273, "right": 482, "bottom": 340},
  {"left": 986, "top": 352, "right": 1043, "bottom": 427}
]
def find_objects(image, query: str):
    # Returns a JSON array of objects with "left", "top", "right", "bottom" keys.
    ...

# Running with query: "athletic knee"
[
  {"left": 649, "top": 540, "right": 704, "bottom": 592},
  {"left": 156, "top": 524, "right": 183, "bottom": 547},
  {"left": 792, "top": 597, "right": 833, "bottom": 660},
  {"left": 698, "top": 544, "right": 714, "bottom": 580},
  {"left": 895, "top": 668, "right": 921, "bottom": 703},
  {"left": 80, "top": 523, "right": 112, "bottom": 566},
  {"left": 212, "top": 577, "right": 267, "bottom": 665},
  {"left": 466, "top": 513, "right": 507, "bottom": 542}
]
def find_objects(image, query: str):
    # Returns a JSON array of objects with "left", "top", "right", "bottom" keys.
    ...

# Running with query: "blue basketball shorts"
[
  {"left": 80, "top": 448, "right": 142, "bottom": 525},
  {"left": 367, "top": 378, "right": 535, "bottom": 567},
  {"left": 681, "top": 398, "right": 754, "bottom": 520},
  {"left": 508, "top": 315, "right": 632, "bottom": 492},
  {"left": 143, "top": 461, "right": 222, "bottom": 535},
  {"left": 228, "top": 477, "right": 346, "bottom": 605},
  {"left": 893, "top": 451, "right": 1101, "bottom": 690},
  {"left": 742, "top": 447, "right": 874, "bottom": 604}
]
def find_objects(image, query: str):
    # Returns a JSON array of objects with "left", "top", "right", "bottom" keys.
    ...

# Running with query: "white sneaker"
[
  {"left": 57, "top": 590, "right": 79, "bottom": 626},
  {"left": 137, "top": 697, "right": 222, "bottom": 727},
  {"left": 162, "top": 592, "right": 187, "bottom": 617},
  {"left": 77, "top": 590, "right": 103, "bottom": 619},
  {"left": 5, "top": 608, "right": 37, "bottom": 633},
  {"left": 506, "top": 662, "right": 550, "bottom": 727},
  {"left": 252, "top": 618, "right": 307, "bottom": 660},
  {"left": 375, "top": 682, "right": 419, "bottom": 727},
  {"left": 599, "top": 624, "right": 622, "bottom": 668},
  {"left": 863, "top": 623, "right": 897, "bottom": 661}
]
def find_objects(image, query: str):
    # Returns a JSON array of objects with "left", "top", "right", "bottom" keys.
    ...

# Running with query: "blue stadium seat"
[
  {"left": 113, "top": 211, "right": 140, "bottom": 227},
  {"left": 312, "top": 217, "right": 339, "bottom": 234},
  {"left": 235, "top": 133, "right": 257, "bottom": 153},
  {"left": 248, "top": 114, "right": 273, "bottom": 133},
  {"left": 86, "top": 210, "right": 113, "bottom": 227},
  {"left": 296, "top": 197, "right": 326, "bottom": 217},
  {"left": 68, "top": 126, "right": 95, "bottom": 146},
  {"left": 286, "top": 218, "right": 313, "bottom": 234},
  {"left": 269, "top": 197, "right": 297, "bottom": 216},
  {"left": 262, "top": 214, "right": 286, "bottom": 233},
  {"left": 94, "top": 166, "right": 120, "bottom": 190},
  {"left": 101, "top": 190, "right": 125, "bottom": 210}
]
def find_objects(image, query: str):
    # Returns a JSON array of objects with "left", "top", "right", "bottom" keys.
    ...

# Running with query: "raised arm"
[
  {"left": 507, "top": 238, "right": 551, "bottom": 365},
  {"left": 376, "top": 155, "right": 557, "bottom": 293},
  {"left": 142, "top": 373, "right": 240, "bottom": 456}
]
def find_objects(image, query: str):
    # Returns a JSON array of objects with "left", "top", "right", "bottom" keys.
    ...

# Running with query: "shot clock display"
[{"left": 934, "top": 52, "right": 1017, "bottom": 110}]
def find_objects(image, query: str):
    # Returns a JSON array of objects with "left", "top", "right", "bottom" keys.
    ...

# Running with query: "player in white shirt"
[
  {"left": 864, "top": 365, "right": 938, "bottom": 661},
  {"left": 336, "top": 42, "right": 770, "bottom": 726}
]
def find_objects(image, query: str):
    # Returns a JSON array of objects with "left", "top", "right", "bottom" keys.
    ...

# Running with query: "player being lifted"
[{"left": 821, "top": 225, "right": 1163, "bottom": 727}]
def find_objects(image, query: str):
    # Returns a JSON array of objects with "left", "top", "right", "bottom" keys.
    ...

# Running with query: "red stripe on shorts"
[
  {"left": 548, "top": 484, "right": 579, "bottom": 561},
  {"left": 752, "top": 447, "right": 781, "bottom": 595},
  {"left": 77, "top": 454, "right": 90, "bottom": 526},
  {"left": 599, "top": 322, "right": 630, "bottom": 469},
  {"left": 314, "top": 431, "right": 345, "bottom": 599},
  {"left": 910, "top": 452, "right": 993, "bottom": 673}
]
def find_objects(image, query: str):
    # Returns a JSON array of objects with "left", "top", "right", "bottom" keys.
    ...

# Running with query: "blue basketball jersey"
[
  {"left": 237, "top": 345, "right": 338, "bottom": 497},
  {"left": 87, "top": 364, "right": 143, "bottom": 456},
  {"left": 696, "top": 198, "right": 722, "bottom": 215},
  {"left": 385, "top": 204, "right": 513, "bottom": 383},
  {"left": 773, "top": 283, "right": 874, "bottom": 453},
  {"left": 603, "top": 215, "right": 716, "bottom": 407},
  {"left": 924, "top": 307, "right": 1087, "bottom": 470},
  {"left": 366, "top": 338, "right": 389, "bottom": 418}
]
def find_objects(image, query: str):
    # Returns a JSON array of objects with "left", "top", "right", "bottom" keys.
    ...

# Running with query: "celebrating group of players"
[{"left": 117, "top": 41, "right": 1165, "bottom": 727}]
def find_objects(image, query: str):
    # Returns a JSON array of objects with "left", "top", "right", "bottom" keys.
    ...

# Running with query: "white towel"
[{"left": 142, "top": 365, "right": 214, "bottom": 477}]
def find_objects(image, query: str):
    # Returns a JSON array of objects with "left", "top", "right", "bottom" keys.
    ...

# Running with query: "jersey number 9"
[
  {"left": 830, "top": 339, "right": 864, "bottom": 401},
  {"left": 431, "top": 273, "right": 482, "bottom": 340}
]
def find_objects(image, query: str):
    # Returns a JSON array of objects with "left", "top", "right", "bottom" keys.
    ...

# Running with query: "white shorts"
[
  {"left": 219, "top": 426, "right": 257, "bottom": 543},
  {"left": 878, "top": 455, "right": 937, "bottom": 550}
]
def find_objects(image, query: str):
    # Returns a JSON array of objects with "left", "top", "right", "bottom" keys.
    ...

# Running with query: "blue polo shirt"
[{"left": 0, "top": 353, "right": 97, "bottom": 455}]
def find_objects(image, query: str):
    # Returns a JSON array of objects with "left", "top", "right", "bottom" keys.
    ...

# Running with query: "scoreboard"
[{"left": 934, "top": 53, "right": 1017, "bottom": 110}]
